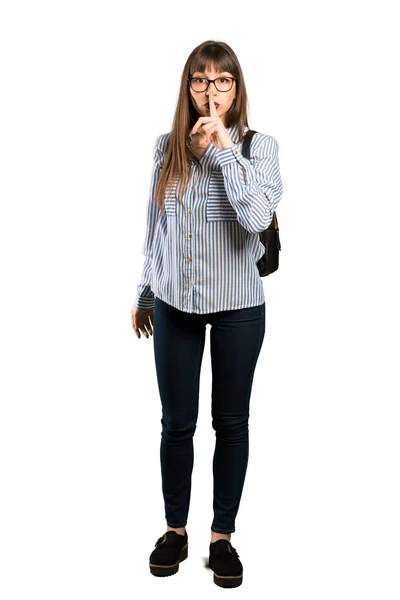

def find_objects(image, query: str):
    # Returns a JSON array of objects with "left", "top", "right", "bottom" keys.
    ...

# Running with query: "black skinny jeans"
[{"left": 152, "top": 296, "right": 265, "bottom": 534}]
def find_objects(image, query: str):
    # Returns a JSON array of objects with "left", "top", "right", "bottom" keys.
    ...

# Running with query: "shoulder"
[
  {"left": 154, "top": 132, "right": 171, "bottom": 153},
  {"left": 151, "top": 133, "right": 171, "bottom": 167},
  {"left": 248, "top": 130, "right": 279, "bottom": 153}
]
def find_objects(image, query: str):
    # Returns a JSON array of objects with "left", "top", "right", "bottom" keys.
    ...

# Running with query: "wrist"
[{"left": 217, "top": 131, "right": 235, "bottom": 149}]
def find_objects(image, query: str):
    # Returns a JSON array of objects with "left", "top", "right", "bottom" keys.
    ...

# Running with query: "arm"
[
  {"left": 134, "top": 253, "right": 155, "bottom": 310},
  {"left": 133, "top": 135, "right": 164, "bottom": 310},
  {"left": 214, "top": 133, "right": 283, "bottom": 234}
]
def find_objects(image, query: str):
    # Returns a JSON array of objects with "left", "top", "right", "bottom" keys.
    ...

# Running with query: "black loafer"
[
  {"left": 209, "top": 539, "right": 243, "bottom": 588},
  {"left": 149, "top": 530, "right": 188, "bottom": 577}
]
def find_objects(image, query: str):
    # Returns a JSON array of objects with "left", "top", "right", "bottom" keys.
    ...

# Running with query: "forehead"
[{"left": 193, "top": 70, "right": 232, "bottom": 76}]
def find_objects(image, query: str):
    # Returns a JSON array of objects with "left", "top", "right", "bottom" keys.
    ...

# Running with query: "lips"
[{"left": 205, "top": 102, "right": 220, "bottom": 108}]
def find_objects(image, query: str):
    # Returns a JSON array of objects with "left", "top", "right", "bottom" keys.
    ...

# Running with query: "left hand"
[{"left": 190, "top": 91, "right": 235, "bottom": 150}]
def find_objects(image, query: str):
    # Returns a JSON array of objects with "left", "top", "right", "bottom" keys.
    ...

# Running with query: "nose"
[{"left": 206, "top": 82, "right": 218, "bottom": 95}]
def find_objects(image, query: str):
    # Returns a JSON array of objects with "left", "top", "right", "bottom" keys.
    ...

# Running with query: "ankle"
[
  {"left": 167, "top": 525, "right": 186, "bottom": 536},
  {"left": 211, "top": 532, "right": 231, "bottom": 543}
]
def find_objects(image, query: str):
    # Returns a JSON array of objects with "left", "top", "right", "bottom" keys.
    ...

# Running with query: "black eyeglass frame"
[{"left": 187, "top": 77, "right": 238, "bottom": 92}]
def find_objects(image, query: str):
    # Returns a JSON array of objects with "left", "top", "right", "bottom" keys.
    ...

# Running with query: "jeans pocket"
[{"left": 206, "top": 170, "right": 238, "bottom": 222}]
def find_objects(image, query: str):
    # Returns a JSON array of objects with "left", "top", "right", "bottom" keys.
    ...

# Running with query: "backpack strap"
[{"left": 241, "top": 129, "right": 258, "bottom": 159}]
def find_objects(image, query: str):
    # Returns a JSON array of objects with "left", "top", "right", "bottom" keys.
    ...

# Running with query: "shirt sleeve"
[
  {"left": 133, "top": 135, "right": 164, "bottom": 310},
  {"left": 213, "top": 133, "right": 283, "bottom": 234}
]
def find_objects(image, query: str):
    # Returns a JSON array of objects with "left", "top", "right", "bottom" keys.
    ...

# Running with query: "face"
[{"left": 189, "top": 63, "right": 236, "bottom": 127}]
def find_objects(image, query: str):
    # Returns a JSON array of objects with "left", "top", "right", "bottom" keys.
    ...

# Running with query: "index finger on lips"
[{"left": 208, "top": 93, "right": 218, "bottom": 118}]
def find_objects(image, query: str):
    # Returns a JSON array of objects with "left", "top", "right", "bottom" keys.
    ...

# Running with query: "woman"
[{"left": 130, "top": 40, "right": 283, "bottom": 588}]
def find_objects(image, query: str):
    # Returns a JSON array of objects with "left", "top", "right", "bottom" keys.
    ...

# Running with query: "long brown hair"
[{"left": 155, "top": 40, "right": 250, "bottom": 212}]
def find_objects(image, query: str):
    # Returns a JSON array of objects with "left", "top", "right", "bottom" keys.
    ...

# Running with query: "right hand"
[{"left": 131, "top": 305, "right": 154, "bottom": 339}]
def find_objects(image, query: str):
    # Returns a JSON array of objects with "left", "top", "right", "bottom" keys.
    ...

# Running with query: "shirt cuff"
[
  {"left": 134, "top": 293, "right": 155, "bottom": 310},
  {"left": 214, "top": 142, "right": 245, "bottom": 168}
]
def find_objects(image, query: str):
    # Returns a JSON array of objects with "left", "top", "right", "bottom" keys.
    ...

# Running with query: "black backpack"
[{"left": 241, "top": 129, "right": 281, "bottom": 277}]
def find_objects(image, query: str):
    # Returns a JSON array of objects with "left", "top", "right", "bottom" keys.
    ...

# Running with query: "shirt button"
[
  {"left": 235, "top": 150, "right": 238, "bottom": 154},
  {"left": 188, "top": 210, "right": 192, "bottom": 215},
  {"left": 189, "top": 258, "right": 192, "bottom": 262},
  {"left": 191, "top": 185, "right": 194, "bottom": 189},
  {"left": 189, "top": 234, "right": 192, "bottom": 238}
]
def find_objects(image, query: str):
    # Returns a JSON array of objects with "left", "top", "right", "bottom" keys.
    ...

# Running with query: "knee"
[
  {"left": 211, "top": 415, "right": 249, "bottom": 442},
  {"left": 161, "top": 416, "right": 197, "bottom": 441}
]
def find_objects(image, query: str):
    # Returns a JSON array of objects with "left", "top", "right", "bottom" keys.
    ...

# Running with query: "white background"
[{"left": 1, "top": 1, "right": 399, "bottom": 598}]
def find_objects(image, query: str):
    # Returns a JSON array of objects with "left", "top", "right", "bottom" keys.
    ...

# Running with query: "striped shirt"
[{"left": 134, "top": 123, "right": 283, "bottom": 314}]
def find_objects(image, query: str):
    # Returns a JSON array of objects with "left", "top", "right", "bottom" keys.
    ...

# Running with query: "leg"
[
  {"left": 153, "top": 297, "right": 207, "bottom": 529},
  {"left": 209, "top": 302, "right": 265, "bottom": 536}
]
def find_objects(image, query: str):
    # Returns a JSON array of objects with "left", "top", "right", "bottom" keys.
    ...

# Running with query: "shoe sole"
[
  {"left": 149, "top": 543, "right": 188, "bottom": 577},
  {"left": 213, "top": 571, "right": 243, "bottom": 588}
]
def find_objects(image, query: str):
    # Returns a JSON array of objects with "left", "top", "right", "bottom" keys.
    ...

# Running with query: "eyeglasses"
[{"left": 188, "top": 77, "right": 237, "bottom": 93}]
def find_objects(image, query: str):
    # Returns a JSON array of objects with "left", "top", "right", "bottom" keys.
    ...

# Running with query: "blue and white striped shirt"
[{"left": 134, "top": 123, "right": 283, "bottom": 314}]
